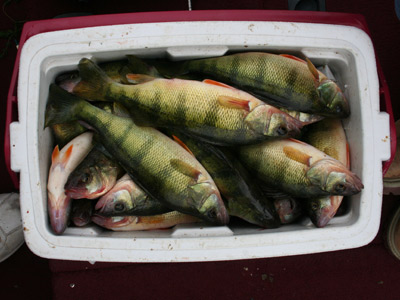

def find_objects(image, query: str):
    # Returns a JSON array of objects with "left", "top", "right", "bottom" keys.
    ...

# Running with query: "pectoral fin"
[
  {"left": 170, "top": 159, "right": 200, "bottom": 181},
  {"left": 283, "top": 146, "right": 312, "bottom": 167},
  {"left": 51, "top": 145, "right": 60, "bottom": 164},
  {"left": 113, "top": 102, "right": 131, "bottom": 118},
  {"left": 217, "top": 95, "right": 250, "bottom": 111},
  {"left": 306, "top": 58, "right": 320, "bottom": 84}
]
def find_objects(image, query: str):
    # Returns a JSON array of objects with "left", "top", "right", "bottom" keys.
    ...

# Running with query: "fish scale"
[
  {"left": 111, "top": 78, "right": 261, "bottom": 140},
  {"left": 182, "top": 52, "right": 349, "bottom": 117},
  {"left": 45, "top": 84, "right": 229, "bottom": 224},
  {"left": 73, "top": 58, "right": 302, "bottom": 145},
  {"left": 238, "top": 138, "right": 363, "bottom": 198}
]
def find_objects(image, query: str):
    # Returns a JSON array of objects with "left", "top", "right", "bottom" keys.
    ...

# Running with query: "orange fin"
[
  {"left": 51, "top": 145, "right": 60, "bottom": 164},
  {"left": 170, "top": 159, "right": 201, "bottom": 181},
  {"left": 283, "top": 146, "right": 312, "bottom": 166},
  {"left": 280, "top": 54, "right": 306, "bottom": 64},
  {"left": 288, "top": 138, "right": 309, "bottom": 146},
  {"left": 172, "top": 135, "right": 195, "bottom": 157},
  {"left": 217, "top": 95, "right": 250, "bottom": 111},
  {"left": 306, "top": 58, "right": 320, "bottom": 82},
  {"left": 203, "top": 79, "right": 236, "bottom": 90},
  {"left": 52, "top": 144, "right": 73, "bottom": 167},
  {"left": 126, "top": 73, "right": 155, "bottom": 84},
  {"left": 61, "top": 145, "right": 74, "bottom": 166},
  {"left": 346, "top": 142, "right": 351, "bottom": 169}
]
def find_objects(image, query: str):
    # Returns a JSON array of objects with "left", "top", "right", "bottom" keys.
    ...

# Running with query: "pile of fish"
[{"left": 45, "top": 52, "right": 363, "bottom": 235}]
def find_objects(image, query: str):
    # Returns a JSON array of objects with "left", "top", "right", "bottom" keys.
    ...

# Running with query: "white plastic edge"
[
  {"left": 16, "top": 21, "right": 389, "bottom": 262},
  {"left": 9, "top": 122, "right": 26, "bottom": 173},
  {"left": 375, "top": 112, "right": 391, "bottom": 162}
]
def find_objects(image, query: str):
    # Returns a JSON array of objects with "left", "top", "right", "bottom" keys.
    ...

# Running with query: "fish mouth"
[
  {"left": 91, "top": 214, "right": 133, "bottom": 229},
  {"left": 212, "top": 194, "right": 230, "bottom": 225},
  {"left": 57, "top": 75, "right": 81, "bottom": 93},
  {"left": 48, "top": 195, "right": 72, "bottom": 235},
  {"left": 94, "top": 194, "right": 112, "bottom": 213},
  {"left": 309, "top": 196, "right": 343, "bottom": 228},
  {"left": 73, "top": 216, "right": 90, "bottom": 227},
  {"left": 342, "top": 174, "right": 364, "bottom": 196},
  {"left": 312, "top": 206, "right": 335, "bottom": 228},
  {"left": 65, "top": 185, "right": 106, "bottom": 200}
]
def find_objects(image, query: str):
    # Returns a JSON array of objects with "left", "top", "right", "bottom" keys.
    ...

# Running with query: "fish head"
[
  {"left": 307, "top": 159, "right": 364, "bottom": 196},
  {"left": 65, "top": 166, "right": 107, "bottom": 199},
  {"left": 71, "top": 200, "right": 94, "bottom": 227},
  {"left": 47, "top": 192, "right": 72, "bottom": 235},
  {"left": 56, "top": 71, "right": 81, "bottom": 93},
  {"left": 241, "top": 203, "right": 281, "bottom": 228},
  {"left": 306, "top": 196, "right": 342, "bottom": 228},
  {"left": 274, "top": 197, "right": 302, "bottom": 224},
  {"left": 189, "top": 182, "right": 229, "bottom": 225},
  {"left": 95, "top": 189, "right": 135, "bottom": 215},
  {"left": 318, "top": 79, "right": 350, "bottom": 118},
  {"left": 245, "top": 105, "right": 302, "bottom": 138}
]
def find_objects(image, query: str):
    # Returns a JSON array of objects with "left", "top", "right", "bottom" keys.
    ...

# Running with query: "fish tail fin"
[
  {"left": 45, "top": 84, "right": 87, "bottom": 128},
  {"left": 73, "top": 58, "right": 113, "bottom": 101}
]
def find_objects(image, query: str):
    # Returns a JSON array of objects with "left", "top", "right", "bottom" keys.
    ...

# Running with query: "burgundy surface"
[{"left": 1, "top": 1, "right": 400, "bottom": 299}]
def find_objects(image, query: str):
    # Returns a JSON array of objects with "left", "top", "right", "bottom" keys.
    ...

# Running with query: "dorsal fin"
[
  {"left": 217, "top": 95, "right": 250, "bottom": 111},
  {"left": 280, "top": 54, "right": 306, "bottom": 64}
]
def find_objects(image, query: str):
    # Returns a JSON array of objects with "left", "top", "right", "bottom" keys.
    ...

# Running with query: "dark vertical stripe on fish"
[
  {"left": 150, "top": 89, "right": 162, "bottom": 123},
  {"left": 255, "top": 56, "right": 267, "bottom": 90},
  {"left": 284, "top": 67, "right": 299, "bottom": 99},
  {"left": 229, "top": 56, "right": 240, "bottom": 84},
  {"left": 114, "top": 123, "right": 134, "bottom": 148},
  {"left": 132, "top": 135, "right": 156, "bottom": 167},
  {"left": 174, "top": 91, "right": 188, "bottom": 126}
]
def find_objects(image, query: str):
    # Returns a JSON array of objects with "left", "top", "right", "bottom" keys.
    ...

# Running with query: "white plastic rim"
[{"left": 11, "top": 21, "right": 390, "bottom": 262}]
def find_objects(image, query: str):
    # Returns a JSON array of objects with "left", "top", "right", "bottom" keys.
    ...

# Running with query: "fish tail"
[
  {"left": 73, "top": 58, "right": 113, "bottom": 101},
  {"left": 45, "top": 84, "right": 87, "bottom": 127}
]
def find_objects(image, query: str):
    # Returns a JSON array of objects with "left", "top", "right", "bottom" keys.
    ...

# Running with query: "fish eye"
[
  {"left": 207, "top": 209, "right": 217, "bottom": 220},
  {"left": 311, "top": 202, "right": 318, "bottom": 211},
  {"left": 81, "top": 173, "right": 90, "bottom": 183},
  {"left": 114, "top": 202, "right": 125, "bottom": 212},
  {"left": 335, "top": 183, "right": 346, "bottom": 193},
  {"left": 276, "top": 125, "right": 288, "bottom": 136}
]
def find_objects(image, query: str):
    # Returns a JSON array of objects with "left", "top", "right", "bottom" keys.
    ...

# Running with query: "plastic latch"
[
  {"left": 375, "top": 112, "right": 391, "bottom": 162},
  {"left": 166, "top": 46, "right": 229, "bottom": 61},
  {"left": 9, "top": 122, "right": 25, "bottom": 173}
]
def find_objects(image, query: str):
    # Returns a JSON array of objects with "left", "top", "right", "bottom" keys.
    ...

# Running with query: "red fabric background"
[{"left": 1, "top": 1, "right": 400, "bottom": 299}]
